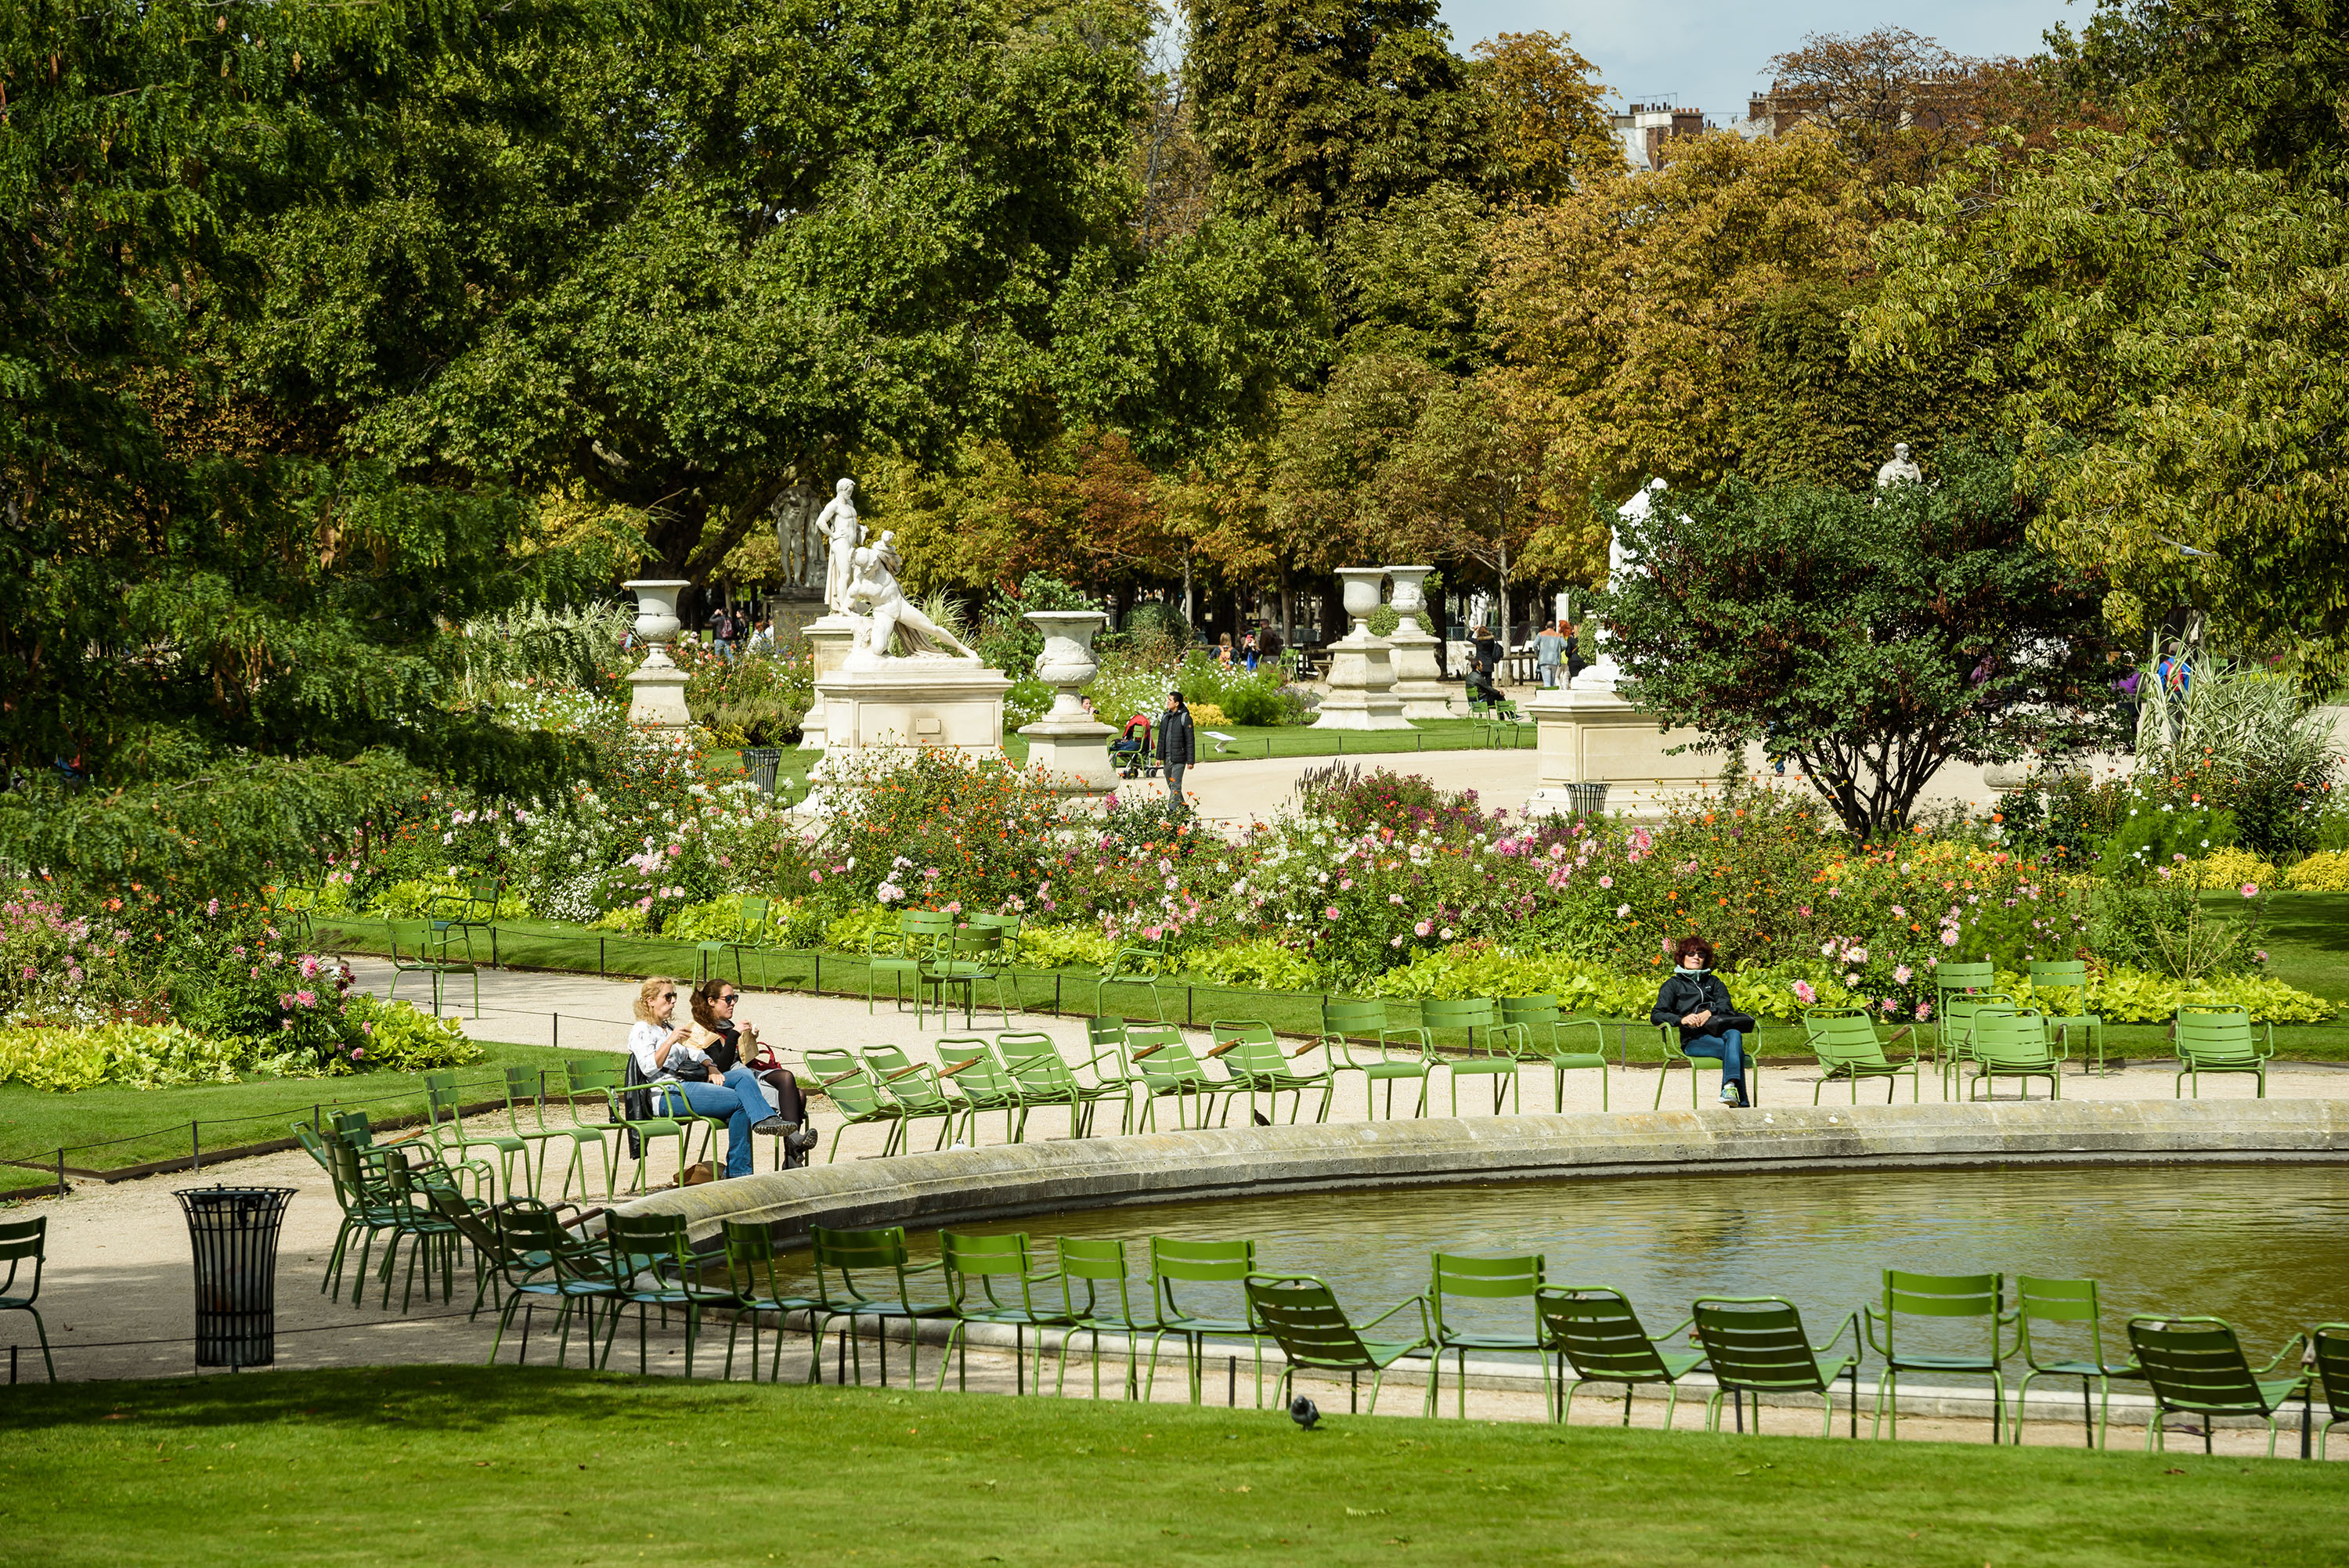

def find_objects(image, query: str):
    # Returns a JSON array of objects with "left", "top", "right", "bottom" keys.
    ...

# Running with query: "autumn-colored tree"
[
  {"left": 1471, "top": 31, "right": 1622, "bottom": 200},
  {"left": 1481, "top": 129, "right": 1871, "bottom": 511},
  {"left": 1759, "top": 28, "right": 1993, "bottom": 193}
]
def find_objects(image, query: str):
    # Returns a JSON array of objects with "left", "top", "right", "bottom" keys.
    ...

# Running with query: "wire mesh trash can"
[
  {"left": 742, "top": 746, "right": 783, "bottom": 796},
  {"left": 1564, "top": 781, "right": 1610, "bottom": 819},
  {"left": 175, "top": 1186, "right": 294, "bottom": 1369}
]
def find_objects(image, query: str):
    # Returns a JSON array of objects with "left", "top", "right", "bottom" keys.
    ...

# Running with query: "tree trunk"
[
  {"left": 1497, "top": 535, "right": 1512, "bottom": 655},
  {"left": 1182, "top": 556, "right": 1196, "bottom": 629},
  {"left": 1279, "top": 561, "right": 1295, "bottom": 648}
]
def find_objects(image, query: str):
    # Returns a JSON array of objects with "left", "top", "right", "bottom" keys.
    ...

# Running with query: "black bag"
[{"left": 1712, "top": 1011, "right": 1759, "bottom": 1036}]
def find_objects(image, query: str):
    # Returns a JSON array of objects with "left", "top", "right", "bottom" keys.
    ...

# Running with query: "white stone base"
[
  {"left": 1387, "top": 629, "right": 1456, "bottom": 719},
  {"left": 1312, "top": 633, "right": 1412, "bottom": 730},
  {"left": 794, "top": 615, "right": 861, "bottom": 752},
  {"left": 625, "top": 654, "right": 692, "bottom": 731},
  {"left": 1019, "top": 719, "right": 1118, "bottom": 798},
  {"left": 1521, "top": 676, "right": 1723, "bottom": 819}
]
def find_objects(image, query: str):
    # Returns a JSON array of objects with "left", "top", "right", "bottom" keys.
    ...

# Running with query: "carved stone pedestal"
[
  {"left": 1522, "top": 665, "right": 1720, "bottom": 820},
  {"left": 622, "top": 579, "right": 694, "bottom": 732},
  {"left": 794, "top": 614, "right": 862, "bottom": 751},
  {"left": 1018, "top": 611, "right": 1117, "bottom": 801},
  {"left": 1312, "top": 568, "right": 1413, "bottom": 731},
  {"left": 1384, "top": 564, "right": 1456, "bottom": 719}
]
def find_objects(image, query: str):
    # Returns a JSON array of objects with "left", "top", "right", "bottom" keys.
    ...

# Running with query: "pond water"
[{"left": 795, "top": 1164, "right": 2349, "bottom": 1363}]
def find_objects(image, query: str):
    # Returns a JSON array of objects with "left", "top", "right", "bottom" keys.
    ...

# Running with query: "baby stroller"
[{"left": 1109, "top": 713, "right": 1161, "bottom": 780}]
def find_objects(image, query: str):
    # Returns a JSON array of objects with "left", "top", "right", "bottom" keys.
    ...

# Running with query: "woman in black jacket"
[{"left": 1650, "top": 935, "right": 1753, "bottom": 1106}]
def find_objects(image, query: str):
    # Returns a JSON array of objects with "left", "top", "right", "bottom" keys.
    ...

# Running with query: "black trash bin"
[
  {"left": 175, "top": 1186, "right": 295, "bottom": 1369},
  {"left": 742, "top": 746, "right": 783, "bottom": 797},
  {"left": 1566, "top": 781, "right": 1611, "bottom": 820}
]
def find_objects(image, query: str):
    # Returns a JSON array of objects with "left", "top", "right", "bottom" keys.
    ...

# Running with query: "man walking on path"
[{"left": 1157, "top": 689, "right": 1196, "bottom": 813}]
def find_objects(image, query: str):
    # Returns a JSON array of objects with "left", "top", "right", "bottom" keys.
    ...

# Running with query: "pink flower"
[
  {"left": 1916, "top": 1001, "right": 1932, "bottom": 1020},
  {"left": 1598, "top": 875, "right": 1613, "bottom": 889},
  {"left": 1821, "top": 942, "right": 1837, "bottom": 957},
  {"left": 1893, "top": 964, "right": 1913, "bottom": 985},
  {"left": 1798, "top": 906, "right": 1811, "bottom": 917},
  {"left": 204, "top": 899, "right": 220, "bottom": 917},
  {"left": 667, "top": 844, "right": 683, "bottom": 858},
  {"left": 2255, "top": 949, "right": 2269, "bottom": 962},
  {"left": 1413, "top": 920, "right": 1432, "bottom": 937},
  {"left": 1325, "top": 906, "right": 1341, "bottom": 921},
  {"left": 2240, "top": 882, "right": 2259, "bottom": 897},
  {"left": 809, "top": 871, "right": 823, "bottom": 883},
  {"left": 1939, "top": 929, "right": 1960, "bottom": 947},
  {"left": 1792, "top": 980, "right": 1817, "bottom": 1005}
]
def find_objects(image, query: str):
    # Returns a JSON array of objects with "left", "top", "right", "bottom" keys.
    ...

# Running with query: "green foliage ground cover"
[{"left": 0, "top": 1367, "right": 2342, "bottom": 1568}]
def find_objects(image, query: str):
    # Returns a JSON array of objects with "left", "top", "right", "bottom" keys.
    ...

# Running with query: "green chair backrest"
[
  {"left": 1972, "top": 1010, "right": 2055, "bottom": 1067},
  {"left": 1882, "top": 1271, "right": 2004, "bottom": 1358},
  {"left": 1321, "top": 998, "right": 1390, "bottom": 1036},
  {"left": 2027, "top": 959, "right": 2089, "bottom": 1004},
  {"left": 1244, "top": 1274, "right": 1386, "bottom": 1372},
  {"left": 723, "top": 1219, "right": 792, "bottom": 1300},
  {"left": 812, "top": 1224, "right": 926, "bottom": 1310},
  {"left": 1499, "top": 995, "right": 1561, "bottom": 1047},
  {"left": 501, "top": 1064, "right": 551, "bottom": 1128},
  {"left": 0, "top": 1217, "right": 48, "bottom": 1282},
  {"left": 1057, "top": 1235, "right": 1138, "bottom": 1320},
  {"left": 606, "top": 1211, "right": 691, "bottom": 1272},
  {"left": 1085, "top": 1015, "right": 1128, "bottom": 1050},
  {"left": 998, "top": 1033, "right": 1078, "bottom": 1094},
  {"left": 939, "top": 928, "right": 1003, "bottom": 966},
  {"left": 1210, "top": 1019, "right": 1277, "bottom": 1051},
  {"left": 1939, "top": 991, "right": 2017, "bottom": 1054},
  {"left": 2127, "top": 1317, "right": 2279, "bottom": 1414},
  {"left": 1936, "top": 961, "right": 1996, "bottom": 996},
  {"left": 861, "top": 1047, "right": 954, "bottom": 1114},
  {"left": 965, "top": 913, "right": 1023, "bottom": 957},
  {"left": 943, "top": 1230, "right": 1044, "bottom": 1313},
  {"left": 1222, "top": 1036, "right": 1295, "bottom": 1078},
  {"left": 805, "top": 1048, "right": 893, "bottom": 1118},
  {"left": 2313, "top": 1325, "right": 2349, "bottom": 1419},
  {"left": 1151, "top": 1235, "right": 1254, "bottom": 1285},
  {"left": 2176, "top": 1005, "right": 2260, "bottom": 1064},
  {"left": 1420, "top": 998, "right": 1495, "bottom": 1038},
  {"left": 1431, "top": 1253, "right": 1543, "bottom": 1339},
  {"left": 1132, "top": 1036, "right": 1209, "bottom": 1093},
  {"left": 1804, "top": 1008, "right": 1890, "bottom": 1068},
  {"left": 2015, "top": 1275, "right": 2111, "bottom": 1368},
  {"left": 1536, "top": 1287, "right": 1674, "bottom": 1381},
  {"left": 1692, "top": 1297, "right": 1836, "bottom": 1393},
  {"left": 937, "top": 1036, "right": 1019, "bottom": 1098}
]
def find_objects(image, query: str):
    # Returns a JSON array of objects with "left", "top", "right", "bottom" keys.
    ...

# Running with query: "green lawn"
[
  {"left": 0, "top": 1366, "right": 2338, "bottom": 1567},
  {"left": 0, "top": 1041, "right": 618, "bottom": 1199},
  {"left": 2258, "top": 891, "right": 2349, "bottom": 1006}
]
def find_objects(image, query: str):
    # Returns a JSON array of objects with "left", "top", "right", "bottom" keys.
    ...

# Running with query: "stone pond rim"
[{"left": 621, "top": 1099, "right": 2349, "bottom": 1246}]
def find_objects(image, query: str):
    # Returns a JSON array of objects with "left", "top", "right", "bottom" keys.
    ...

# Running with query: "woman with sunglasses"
[
  {"left": 688, "top": 978, "right": 818, "bottom": 1167},
  {"left": 627, "top": 976, "right": 787, "bottom": 1178}
]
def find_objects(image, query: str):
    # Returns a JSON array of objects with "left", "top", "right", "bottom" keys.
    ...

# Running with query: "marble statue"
[
  {"left": 817, "top": 478, "right": 864, "bottom": 613},
  {"left": 845, "top": 532, "right": 976, "bottom": 660},
  {"left": 1875, "top": 442, "right": 1923, "bottom": 488}
]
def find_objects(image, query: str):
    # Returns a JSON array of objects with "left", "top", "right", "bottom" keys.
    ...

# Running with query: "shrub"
[
  {"left": 1188, "top": 703, "right": 1227, "bottom": 726},
  {"left": 0, "top": 1022, "right": 247, "bottom": 1091},
  {"left": 346, "top": 995, "right": 482, "bottom": 1072},
  {"left": 2196, "top": 846, "right": 2279, "bottom": 891},
  {"left": 1179, "top": 938, "right": 1319, "bottom": 992},
  {"left": 363, "top": 878, "right": 531, "bottom": 921},
  {"left": 2283, "top": 850, "right": 2349, "bottom": 892},
  {"left": 1221, "top": 682, "right": 1287, "bottom": 726}
]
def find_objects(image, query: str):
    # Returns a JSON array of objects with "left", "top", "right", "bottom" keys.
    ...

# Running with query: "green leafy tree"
[
  {"left": 1860, "top": 132, "right": 2349, "bottom": 676},
  {"left": 0, "top": 0, "right": 614, "bottom": 900},
  {"left": 1604, "top": 447, "right": 2124, "bottom": 839}
]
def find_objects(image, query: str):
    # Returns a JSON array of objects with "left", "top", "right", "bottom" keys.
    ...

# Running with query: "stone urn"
[
  {"left": 622, "top": 578, "right": 693, "bottom": 730},
  {"left": 1382, "top": 564, "right": 1451, "bottom": 719},
  {"left": 1027, "top": 610, "right": 1106, "bottom": 723},
  {"left": 1018, "top": 609, "right": 1115, "bottom": 798},
  {"left": 1387, "top": 566, "right": 1433, "bottom": 635},
  {"left": 1337, "top": 568, "right": 1387, "bottom": 634}
]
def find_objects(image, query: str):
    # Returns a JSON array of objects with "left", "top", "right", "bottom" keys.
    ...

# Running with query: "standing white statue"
[
  {"left": 1875, "top": 442, "right": 1923, "bottom": 488},
  {"left": 845, "top": 532, "right": 977, "bottom": 661},
  {"left": 817, "top": 478, "right": 864, "bottom": 613}
]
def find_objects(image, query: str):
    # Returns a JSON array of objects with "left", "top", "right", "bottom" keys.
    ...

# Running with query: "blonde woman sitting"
[{"left": 627, "top": 976, "right": 785, "bottom": 1178}]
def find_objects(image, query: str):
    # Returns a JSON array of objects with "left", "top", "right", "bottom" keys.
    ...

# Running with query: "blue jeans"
[
  {"left": 653, "top": 1072, "right": 768, "bottom": 1177},
  {"left": 1682, "top": 1029, "right": 1746, "bottom": 1099}
]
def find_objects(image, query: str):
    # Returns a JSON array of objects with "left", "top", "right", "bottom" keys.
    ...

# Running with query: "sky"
[{"left": 1436, "top": 0, "right": 2088, "bottom": 124}]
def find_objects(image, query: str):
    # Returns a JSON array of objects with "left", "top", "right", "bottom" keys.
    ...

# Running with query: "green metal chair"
[
  {"left": 998, "top": 1031, "right": 1124, "bottom": 1140},
  {"left": 810, "top": 1224, "right": 954, "bottom": 1388},
  {"left": 1146, "top": 1236, "right": 1265, "bottom": 1405},
  {"left": 260, "top": 880, "right": 318, "bottom": 942},
  {"left": 857, "top": 1046, "right": 962, "bottom": 1155},
  {"left": 2012, "top": 1275, "right": 2142, "bottom": 1449},
  {"left": 721, "top": 1220, "right": 821, "bottom": 1382},
  {"left": 2126, "top": 1316, "right": 2311, "bottom": 1458},
  {"left": 1693, "top": 1296, "right": 1863, "bottom": 1436},
  {"left": 1421, "top": 998, "right": 1527, "bottom": 1116},
  {"left": 1499, "top": 996, "right": 1618, "bottom": 1111},
  {"left": 867, "top": 910, "right": 951, "bottom": 1015},
  {"left": 803, "top": 1048, "right": 905, "bottom": 1163},
  {"left": 934, "top": 1036, "right": 1027, "bottom": 1144},
  {"left": 378, "top": 1147, "right": 467, "bottom": 1312},
  {"left": 483, "top": 1203, "right": 615, "bottom": 1367},
  {"left": 1802, "top": 1007, "right": 1921, "bottom": 1104},
  {"left": 1932, "top": 963, "right": 2002, "bottom": 1087},
  {"left": 422, "top": 1071, "right": 532, "bottom": 1202},
  {"left": 1057, "top": 1236, "right": 1150, "bottom": 1400},
  {"left": 2027, "top": 958, "right": 2109, "bottom": 1075},
  {"left": 1653, "top": 1022, "right": 1763, "bottom": 1108},
  {"left": 2173, "top": 1004, "right": 2275, "bottom": 1098},
  {"left": 2313, "top": 1324, "right": 2349, "bottom": 1460},
  {"left": 0, "top": 1217, "right": 56, "bottom": 1382},
  {"left": 1072, "top": 1016, "right": 1142, "bottom": 1131},
  {"left": 1866, "top": 1270, "right": 2012, "bottom": 1440},
  {"left": 965, "top": 911, "right": 1027, "bottom": 998},
  {"left": 938, "top": 1230, "right": 1077, "bottom": 1394},
  {"left": 557, "top": 1061, "right": 628, "bottom": 1199},
  {"left": 920, "top": 926, "right": 1011, "bottom": 1029},
  {"left": 1964, "top": 1010, "right": 2064, "bottom": 1102},
  {"left": 1124, "top": 1024, "right": 1222, "bottom": 1131},
  {"left": 1245, "top": 1273, "right": 1434, "bottom": 1417},
  {"left": 426, "top": 874, "right": 503, "bottom": 966},
  {"left": 387, "top": 918, "right": 479, "bottom": 1018},
  {"left": 695, "top": 893, "right": 772, "bottom": 987},
  {"left": 1207, "top": 1020, "right": 1334, "bottom": 1125},
  {"left": 1090, "top": 933, "right": 1171, "bottom": 1021},
  {"left": 1427, "top": 1253, "right": 1546, "bottom": 1418},
  {"left": 1319, "top": 998, "right": 1434, "bottom": 1119},
  {"left": 304, "top": 1124, "right": 406, "bottom": 1305},
  {"left": 1536, "top": 1286, "right": 1705, "bottom": 1429},
  {"left": 597, "top": 1213, "right": 742, "bottom": 1377},
  {"left": 494, "top": 1064, "right": 586, "bottom": 1197}
]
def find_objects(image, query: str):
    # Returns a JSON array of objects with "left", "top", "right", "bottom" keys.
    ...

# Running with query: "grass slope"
[{"left": 0, "top": 1366, "right": 2340, "bottom": 1567}]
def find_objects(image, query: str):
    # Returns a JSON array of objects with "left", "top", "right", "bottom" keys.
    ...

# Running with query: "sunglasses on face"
[
  {"left": 659, "top": 991, "right": 677, "bottom": 1000},
  {"left": 716, "top": 993, "right": 738, "bottom": 1004}
]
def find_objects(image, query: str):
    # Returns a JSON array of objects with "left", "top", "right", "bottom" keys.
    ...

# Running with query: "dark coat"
[
  {"left": 1651, "top": 970, "right": 1755, "bottom": 1044},
  {"left": 1156, "top": 705, "right": 1196, "bottom": 766}
]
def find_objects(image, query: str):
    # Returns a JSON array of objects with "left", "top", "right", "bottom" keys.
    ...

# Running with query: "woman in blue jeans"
[
  {"left": 627, "top": 976, "right": 786, "bottom": 1177},
  {"left": 1649, "top": 936, "right": 1752, "bottom": 1107}
]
